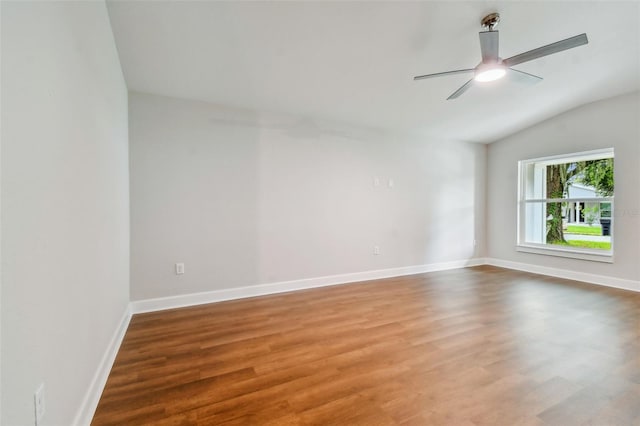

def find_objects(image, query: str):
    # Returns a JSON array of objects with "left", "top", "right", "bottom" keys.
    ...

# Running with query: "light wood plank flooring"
[{"left": 92, "top": 266, "right": 640, "bottom": 425}]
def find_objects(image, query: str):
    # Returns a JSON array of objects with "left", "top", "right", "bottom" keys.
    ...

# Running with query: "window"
[{"left": 517, "top": 148, "right": 614, "bottom": 262}]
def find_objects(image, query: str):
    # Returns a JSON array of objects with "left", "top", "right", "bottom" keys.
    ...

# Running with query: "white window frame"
[{"left": 517, "top": 148, "right": 614, "bottom": 263}]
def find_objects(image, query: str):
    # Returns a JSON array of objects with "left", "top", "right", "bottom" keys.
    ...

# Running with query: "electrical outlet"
[
  {"left": 373, "top": 245, "right": 380, "bottom": 255},
  {"left": 175, "top": 262, "right": 185, "bottom": 275},
  {"left": 34, "top": 383, "right": 45, "bottom": 425}
]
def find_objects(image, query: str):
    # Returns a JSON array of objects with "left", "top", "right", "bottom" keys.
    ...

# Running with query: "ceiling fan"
[{"left": 414, "top": 13, "right": 588, "bottom": 100}]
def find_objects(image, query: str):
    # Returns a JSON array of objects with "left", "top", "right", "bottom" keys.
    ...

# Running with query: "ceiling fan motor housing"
[{"left": 481, "top": 13, "right": 500, "bottom": 31}]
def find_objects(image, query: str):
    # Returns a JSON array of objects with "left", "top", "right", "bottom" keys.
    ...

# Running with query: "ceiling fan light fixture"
[{"left": 474, "top": 65, "right": 506, "bottom": 82}]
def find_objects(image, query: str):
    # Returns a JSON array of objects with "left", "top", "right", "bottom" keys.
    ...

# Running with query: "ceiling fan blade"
[
  {"left": 479, "top": 31, "right": 499, "bottom": 63},
  {"left": 503, "top": 33, "right": 588, "bottom": 67},
  {"left": 414, "top": 69, "right": 474, "bottom": 81},
  {"left": 508, "top": 68, "right": 543, "bottom": 85},
  {"left": 447, "top": 79, "right": 474, "bottom": 100}
]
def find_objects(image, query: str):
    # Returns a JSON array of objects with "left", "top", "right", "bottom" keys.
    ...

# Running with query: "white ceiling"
[{"left": 106, "top": 1, "right": 640, "bottom": 143}]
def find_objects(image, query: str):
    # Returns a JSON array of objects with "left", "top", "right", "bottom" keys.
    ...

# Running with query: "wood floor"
[{"left": 92, "top": 266, "right": 640, "bottom": 425}]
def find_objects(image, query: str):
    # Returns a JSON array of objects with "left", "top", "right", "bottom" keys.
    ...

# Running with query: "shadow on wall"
[
  {"left": 130, "top": 95, "right": 263, "bottom": 299},
  {"left": 422, "top": 142, "right": 479, "bottom": 263}
]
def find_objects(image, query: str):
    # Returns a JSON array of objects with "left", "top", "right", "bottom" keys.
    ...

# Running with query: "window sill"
[{"left": 516, "top": 244, "right": 613, "bottom": 263}]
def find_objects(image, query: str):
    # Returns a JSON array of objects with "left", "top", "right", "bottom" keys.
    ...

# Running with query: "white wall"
[
  {"left": 129, "top": 92, "right": 486, "bottom": 301},
  {"left": 487, "top": 92, "right": 640, "bottom": 281},
  {"left": 1, "top": 2, "right": 129, "bottom": 425}
]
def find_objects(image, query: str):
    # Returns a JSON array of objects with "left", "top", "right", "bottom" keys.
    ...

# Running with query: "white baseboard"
[
  {"left": 130, "top": 258, "right": 486, "bottom": 314},
  {"left": 486, "top": 258, "right": 640, "bottom": 293},
  {"left": 73, "top": 304, "right": 132, "bottom": 426}
]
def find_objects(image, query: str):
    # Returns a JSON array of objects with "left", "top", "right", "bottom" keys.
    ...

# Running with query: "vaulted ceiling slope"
[{"left": 106, "top": 1, "right": 640, "bottom": 143}]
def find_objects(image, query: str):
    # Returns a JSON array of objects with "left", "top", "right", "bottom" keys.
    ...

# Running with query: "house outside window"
[{"left": 517, "top": 148, "right": 614, "bottom": 262}]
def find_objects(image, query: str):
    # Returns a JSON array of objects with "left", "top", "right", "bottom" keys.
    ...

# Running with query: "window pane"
[
  {"left": 523, "top": 163, "right": 545, "bottom": 200},
  {"left": 552, "top": 214, "right": 612, "bottom": 251},
  {"left": 522, "top": 201, "right": 612, "bottom": 251},
  {"left": 523, "top": 201, "right": 546, "bottom": 244}
]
